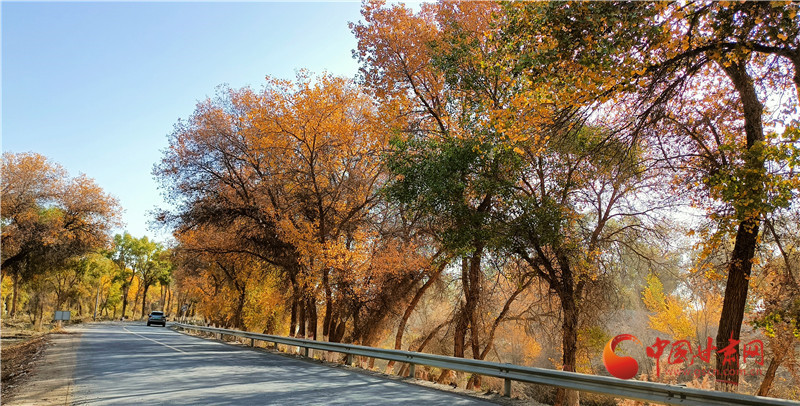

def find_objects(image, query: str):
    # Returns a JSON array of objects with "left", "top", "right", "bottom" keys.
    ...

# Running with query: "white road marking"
[{"left": 123, "top": 326, "right": 187, "bottom": 353}]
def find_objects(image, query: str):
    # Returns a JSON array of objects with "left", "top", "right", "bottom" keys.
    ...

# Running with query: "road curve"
[{"left": 72, "top": 323, "right": 496, "bottom": 405}]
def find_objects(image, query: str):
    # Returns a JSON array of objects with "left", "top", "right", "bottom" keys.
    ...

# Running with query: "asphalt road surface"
[{"left": 71, "top": 323, "right": 496, "bottom": 405}]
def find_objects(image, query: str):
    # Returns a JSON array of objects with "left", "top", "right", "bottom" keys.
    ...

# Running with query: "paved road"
[{"left": 72, "top": 323, "right": 495, "bottom": 405}]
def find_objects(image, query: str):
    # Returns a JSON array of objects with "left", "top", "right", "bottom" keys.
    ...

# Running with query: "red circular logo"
[{"left": 603, "top": 334, "right": 642, "bottom": 379}]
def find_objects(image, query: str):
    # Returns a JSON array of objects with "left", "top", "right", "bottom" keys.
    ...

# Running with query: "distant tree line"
[{"left": 1, "top": 152, "right": 174, "bottom": 324}]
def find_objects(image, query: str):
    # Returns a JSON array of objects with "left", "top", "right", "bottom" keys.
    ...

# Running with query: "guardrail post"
[
  {"left": 504, "top": 378, "right": 511, "bottom": 397},
  {"left": 346, "top": 353, "right": 353, "bottom": 366},
  {"left": 250, "top": 338, "right": 255, "bottom": 347},
  {"left": 408, "top": 363, "right": 415, "bottom": 379},
  {"left": 303, "top": 347, "right": 309, "bottom": 357}
]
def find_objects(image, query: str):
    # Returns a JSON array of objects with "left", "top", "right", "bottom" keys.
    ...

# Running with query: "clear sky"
[{"left": 2, "top": 1, "right": 365, "bottom": 242}]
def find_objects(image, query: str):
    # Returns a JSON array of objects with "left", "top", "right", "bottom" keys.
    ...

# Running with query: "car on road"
[{"left": 147, "top": 311, "right": 167, "bottom": 327}]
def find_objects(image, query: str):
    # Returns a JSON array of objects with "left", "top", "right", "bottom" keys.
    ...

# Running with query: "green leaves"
[
  {"left": 701, "top": 123, "right": 800, "bottom": 226},
  {"left": 110, "top": 232, "right": 171, "bottom": 287},
  {"left": 383, "top": 135, "right": 511, "bottom": 252}
]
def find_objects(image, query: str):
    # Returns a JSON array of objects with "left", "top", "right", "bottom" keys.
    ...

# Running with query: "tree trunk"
[
  {"left": 715, "top": 218, "right": 759, "bottom": 390},
  {"left": 235, "top": 289, "right": 246, "bottom": 330},
  {"left": 466, "top": 248, "right": 483, "bottom": 389},
  {"left": 352, "top": 311, "right": 361, "bottom": 343},
  {"left": 297, "top": 297, "right": 307, "bottom": 338},
  {"left": 93, "top": 284, "right": 100, "bottom": 320},
  {"left": 790, "top": 53, "right": 800, "bottom": 102},
  {"left": 556, "top": 295, "right": 580, "bottom": 406},
  {"left": 306, "top": 296, "right": 317, "bottom": 340},
  {"left": 756, "top": 355, "right": 781, "bottom": 397},
  {"left": 121, "top": 273, "right": 135, "bottom": 319},
  {"left": 467, "top": 276, "right": 534, "bottom": 389},
  {"left": 165, "top": 288, "right": 172, "bottom": 317},
  {"left": 11, "top": 270, "right": 19, "bottom": 319},
  {"left": 31, "top": 298, "right": 38, "bottom": 326},
  {"left": 322, "top": 269, "right": 333, "bottom": 339},
  {"left": 37, "top": 300, "right": 44, "bottom": 328},
  {"left": 554, "top": 253, "right": 580, "bottom": 406},
  {"left": 141, "top": 283, "right": 150, "bottom": 318},
  {"left": 332, "top": 318, "right": 347, "bottom": 343},
  {"left": 132, "top": 282, "right": 142, "bottom": 318},
  {"left": 478, "top": 277, "right": 532, "bottom": 361},
  {"left": 454, "top": 257, "right": 469, "bottom": 359},
  {"left": 468, "top": 249, "right": 482, "bottom": 360},
  {"left": 121, "top": 286, "right": 129, "bottom": 319},
  {"left": 715, "top": 58, "right": 765, "bottom": 391},
  {"left": 290, "top": 292, "right": 298, "bottom": 336},
  {"left": 451, "top": 249, "right": 484, "bottom": 389},
  {"left": 386, "top": 263, "right": 446, "bottom": 373}
]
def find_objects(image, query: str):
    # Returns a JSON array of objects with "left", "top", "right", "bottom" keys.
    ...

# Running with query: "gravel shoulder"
[
  {"left": 1, "top": 334, "right": 48, "bottom": 399},
  {"left": 2, "top": 328, "right": 82, "bottom": 406}
]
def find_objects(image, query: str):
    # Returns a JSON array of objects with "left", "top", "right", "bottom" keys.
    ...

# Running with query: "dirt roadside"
[
  {"left": 1, "top": 334, "right": 48, "bottom": 397},
  {"left": 2, "top": 328, "right": 81, "bottom": 406}
]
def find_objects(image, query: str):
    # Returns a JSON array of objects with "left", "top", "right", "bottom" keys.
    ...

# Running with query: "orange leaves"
[
  {"left": 1, "top": 152, "right": 121, "bottom": 272},
  {"left": 354, "top": 1, "right": 500, "bottom": 141},
  {"left": 157, "top": 70, "right": 407, "bottom": 328},
  {"left": 352, "top": 1, "right": 442, "bottom": 102},
  {"left": 1, "top": 152, "right": 66, "bottom": 222},
  {"left": 249, "top": 73, "right": 389, "bottom": 285}
]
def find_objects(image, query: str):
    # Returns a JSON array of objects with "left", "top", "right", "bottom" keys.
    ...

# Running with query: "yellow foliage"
[
  {"left": 642, "top": 274, "right": 696, "bottom": 340},
  {"left": 1, "top": 274, "right": 13, "bottom": 304}
]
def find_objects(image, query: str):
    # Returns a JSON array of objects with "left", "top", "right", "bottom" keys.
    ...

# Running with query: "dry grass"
[
  {"left": 1, "top": 334, "right": 49, "bottom": 398},
  {"left": 1, "top": 320, "right": 53, "bottom": 400}
]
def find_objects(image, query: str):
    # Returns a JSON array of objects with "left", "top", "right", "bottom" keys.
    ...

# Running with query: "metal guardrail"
[{"left": 174, "top": 323, "right": 799, "bottom": 406}]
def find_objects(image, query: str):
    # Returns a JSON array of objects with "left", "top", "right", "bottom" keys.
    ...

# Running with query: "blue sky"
[{"left": 2, "top": 2, "right": 365, "bottom": 242}]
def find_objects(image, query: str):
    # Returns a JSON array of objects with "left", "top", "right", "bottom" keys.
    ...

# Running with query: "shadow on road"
[{"left": 71, "top": 323, "right": 494, "bottom": 405}]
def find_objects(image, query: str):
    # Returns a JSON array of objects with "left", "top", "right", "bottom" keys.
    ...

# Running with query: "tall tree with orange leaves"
[
  {"left": 1, "top": 152, "right": 121, "bottom": 318},
  {"left": 156, "top": 73, "right": 424, "bottom": 342}
]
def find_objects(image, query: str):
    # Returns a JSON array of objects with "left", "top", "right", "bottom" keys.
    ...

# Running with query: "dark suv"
[{"left": 147, "top": 311, "right": 166, "bottom": 327}]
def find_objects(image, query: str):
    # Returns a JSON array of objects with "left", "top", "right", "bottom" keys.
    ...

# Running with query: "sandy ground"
[
  {"left": 3, "top": 328, "right": 82, "bottom": 406},
  {"left": 1, "top": 334, "right": 48, "bottom": 399}
]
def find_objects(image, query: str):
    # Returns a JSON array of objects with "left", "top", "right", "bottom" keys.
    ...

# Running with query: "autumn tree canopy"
[
  {"left": 155, "top": 73, "right": 435, "bottom": 344},
  {"left": 149, "top": 1, "right": 800, "bottom": 403},
  {"left": 506, "top": 1, "right": 800, "bottom": 391},
  {"left": 1, "top": 152, "right": 121, "bottom": 317}
]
